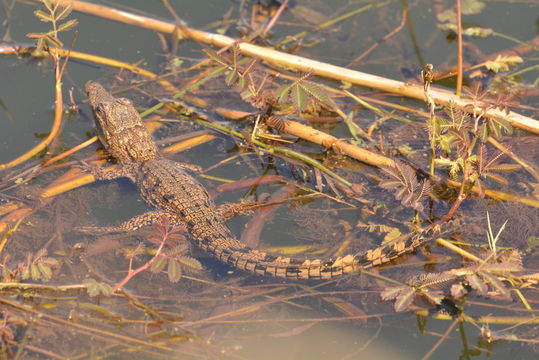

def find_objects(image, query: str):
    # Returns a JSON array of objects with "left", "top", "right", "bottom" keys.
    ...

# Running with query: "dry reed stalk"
[{"left": 48, "top": 0, "right": 539, "bottom": 134}]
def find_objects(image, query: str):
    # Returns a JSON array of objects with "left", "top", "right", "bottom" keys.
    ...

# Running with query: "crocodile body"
[{"left": 84, "top": 81, "right": 433, "bottom": 280}]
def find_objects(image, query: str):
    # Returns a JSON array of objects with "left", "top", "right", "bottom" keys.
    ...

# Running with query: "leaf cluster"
[
  {"left": 203, "top": 44, "right": 258, "bottom": 89},
  {"left": 430, "top": 102, "right": 514, "bottom": 192},
  {"left": 146, "top": 216, "right": 200, "bottom": 283},
  {"left": 381, "top": 273, "right": 457, "bottom": 312},
  {"left": 0, "top": 250, "right": 59, "bottom": 283},
  {"left": 204, "top": 47, "right": 334, "bottom": 114},
  {"left": 275, "top": 71, "right": 333, "bottom": 113},
  {"left": 382, "top": 233, "right": 525, "bottom": 312},
  {"left": 27, "top": 0, "right": 78, "bottom": 52},
  {"left": 83, "top": 278, "right": 114, "bottom": 297},
  {"left": 450, "top": 260, "right": 522, "bottom": 300},
  {"left": 379, "top": 160, "right": 431, "bottom": 213}
]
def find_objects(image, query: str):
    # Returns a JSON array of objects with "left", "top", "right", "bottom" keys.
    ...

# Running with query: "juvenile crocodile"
[{"left": 83, "top": 81, "right": 438, "bottom": 280}]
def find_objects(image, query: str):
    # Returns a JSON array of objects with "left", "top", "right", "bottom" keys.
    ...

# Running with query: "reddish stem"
[{"left": 113, "top": 232, "right": 169, "bottom": 291}]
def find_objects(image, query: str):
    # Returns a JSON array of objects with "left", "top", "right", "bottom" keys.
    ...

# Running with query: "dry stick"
[
  {"left": 347, "top": 4, "right": 409, "bottom": 66},
  {"left": 421, "top": 318, "right": 459, "bottom": 360},
  {"left": 0, "top": 55, "right": 65, "bottom": 171},
  {"left": 265, "top": 116, "right": 394, "bottom": 167},
  {"left": 262, "top": 0, "right": 289, "bottom": 36},
  {"left": 455, "top": 0, "right": 463, "bottom": 96},
  {"left": 49, "top": 0, "right": 539, "bottom": 134},
  {"left": 225, "top": 109, "right": 539, "bottom": 208},
  {"left": 0, "top": 296, "right": 178, "bottom": 352},
  {"left": 487, "top": 137, "right": 539, "bottom": 182}
]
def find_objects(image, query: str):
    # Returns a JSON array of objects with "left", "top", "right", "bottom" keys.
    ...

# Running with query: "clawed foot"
[
  {"left": 218, "top": 201, "right": 258, "bottom": 221},
  {"left": 177, "top": 162, "right": 203, "bottom": 173}
]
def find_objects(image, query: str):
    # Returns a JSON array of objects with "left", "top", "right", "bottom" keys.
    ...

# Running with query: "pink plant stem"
[{"left": 113, "top": 233, "right": 169, "bottom": 291}]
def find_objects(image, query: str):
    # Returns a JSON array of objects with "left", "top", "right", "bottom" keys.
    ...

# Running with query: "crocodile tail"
[{"left": 201, "top": 230, "right": 432, "bottom": 280}]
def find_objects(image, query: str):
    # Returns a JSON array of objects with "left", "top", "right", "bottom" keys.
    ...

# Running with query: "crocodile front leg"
[{"left": 80, "top": 161, "right": 139, "bottom": 182}]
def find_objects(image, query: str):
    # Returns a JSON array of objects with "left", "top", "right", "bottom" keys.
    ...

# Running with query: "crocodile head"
[{"left": 85, "top": 81, "right": 158, "bottom": 162}]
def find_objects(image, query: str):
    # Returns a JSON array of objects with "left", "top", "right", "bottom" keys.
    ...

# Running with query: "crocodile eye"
[
  {"left": 95, "top": 103, "right": 109, "bottom": 116},
  {"left": 93, "top": 103, "right": 115, "bottom": 130},
  {"left": 116, "top": 98, "right": 133, "bottom": 106}
]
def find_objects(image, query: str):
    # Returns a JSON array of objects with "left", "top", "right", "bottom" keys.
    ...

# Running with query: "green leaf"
[
  {"left": 26, "top": 32, "right": 47, "bottom": 39},
  {"left": 202, "top": 49, "right": 229, "bottom": 67},
  {"left": 30, "top": 264, "right": 41, "bottom": 280},
  {"left": 150, "top": 256, "right": 167, "bottom": 273},
  {"left": 167, "top": 259, "right": 182, "bottom": 283},
  {"left": 343, "top": 111, "right": 362, "bottom": 143},
  {"left": 55, "top": 4, "right": 73, "bottom": 21},
  {"left": 462, "top": 27, "right": 492, "bottom": 38},
  {"left": 237, "top": 75, "right": 246, "bottom": 89},
  {"left": 291, "top": 85, "right": 308, "bottom": 112},
  {"left": 462, "top": 0, "right": 486, "bottom": 15},
  {"left": 57, "top": 19, "right": 78, "bottom": 33},
  {"left": 44, "top": 34, "right": 63, "bottom": 48},
  {"left": 41, "top": 257, "right": 60, "bottom": 267},
  {"left": 484, "top": 55, "right": 523, "bottom": 73},
  {"left": 97, "top": 282, "right": 114, "bottom": 296},
  {"left": 465, "top": 274, "right": 488, "bottom": 295},
  {"left": 34, "top": 10, "right": 52, "bottom": 22},
  {"left": 380, "top": 286, "right": 406, "bottom": 301},
  {"left": 421, "top": 290, "right": 444, "bottom": 305},
  {"left": 394, "top": 287, "right": 416, "bottom": 312},
  {"left": 21, "top": 266, "right": 30, "bottom": 280},
  {"left": 276, "top": 85, "right": 291, "bottom": 103},
  {"left": 225, "top": 70, "right": 238, "bottom": 86},
  {"left": 178, "top": 256, "right": 203, "bottom": 270},
  {"left": 300, "top": 82, "right": 332, "bottom": 109},
  {"left": 83, "top": 279, "right": 113, "bottom": 297},
  {"left": 481, "top": 272, "right": 510, "bottom": 299},
  {"left": 437, "top": 10, "right": 455, "bottom": 23},
  {"left": 340, "top": 80, "right": 352, "bottom": 90},
  {"left": 42, "top": 0, "right": 53, "bottom": 12},
  {"left": 37, "top": 262, "right": 52, "bottom": 281}
]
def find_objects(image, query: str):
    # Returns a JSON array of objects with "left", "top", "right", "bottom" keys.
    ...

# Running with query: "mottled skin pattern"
[{"left": 84, "top": 81, "right": 436, "bottom": 279}]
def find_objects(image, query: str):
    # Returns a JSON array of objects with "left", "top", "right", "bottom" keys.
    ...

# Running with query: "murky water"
[{"left": 0, "top": 0, "right": 538, "bottom": 359}]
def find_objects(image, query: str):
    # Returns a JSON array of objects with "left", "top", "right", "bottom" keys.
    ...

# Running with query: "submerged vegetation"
[{"left": 0, "top": 0, "right": 537, "bottom": 358}]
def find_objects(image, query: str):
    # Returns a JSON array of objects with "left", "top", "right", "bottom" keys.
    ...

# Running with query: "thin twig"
[
  {"left": 421, "top": 318, "right": 459, "bottom": 360},
  {"left": 262, "top": 0, "right": 289, "bottom": 36},
  {"left": 455, "top": 0, "right": 463, "bottom": 95},
  {"left": 347, "top": 5, "right": 408, "bottom": 66}
]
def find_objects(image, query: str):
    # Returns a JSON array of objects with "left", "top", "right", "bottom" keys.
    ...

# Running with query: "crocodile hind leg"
[{"left": 75, "top": 211, "right": 183, "bottom": 234}]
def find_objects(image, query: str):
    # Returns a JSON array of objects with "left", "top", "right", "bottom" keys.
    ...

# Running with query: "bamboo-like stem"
[
  {"left": 265, "top": 117, "right": 394, "bottom": 167},
  {"left": 45, "top": 0, "right": 539, "bottom": 134},
  {"left": 215, "top": 107, "right": 539, "bottom": 208}
]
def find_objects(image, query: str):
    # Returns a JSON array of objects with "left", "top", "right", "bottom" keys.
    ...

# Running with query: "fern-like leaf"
[{"left": 379, "top": 160, "right": 431, "bottom": 213}]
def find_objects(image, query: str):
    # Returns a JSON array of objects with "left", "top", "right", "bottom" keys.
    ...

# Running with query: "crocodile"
[{"left": 82, "top": 81, "right": 440, "bottom": 280}]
